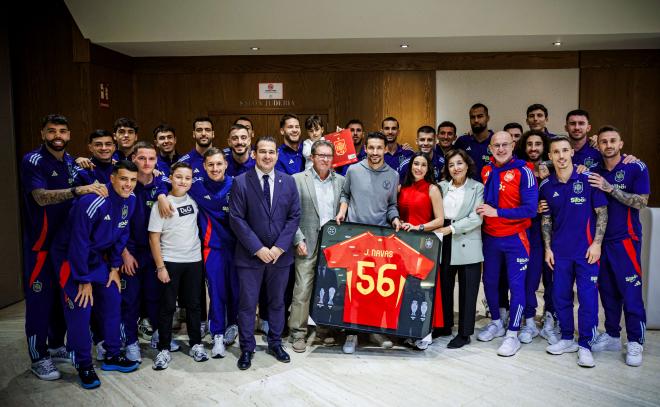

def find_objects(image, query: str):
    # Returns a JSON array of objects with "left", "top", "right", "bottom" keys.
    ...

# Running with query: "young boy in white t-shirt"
[
  {"left": 149, "top": 162, "right": 208, "bottom": 370},
  {"left": 303, "top": 115, "right": 325, "bottom": 170}
]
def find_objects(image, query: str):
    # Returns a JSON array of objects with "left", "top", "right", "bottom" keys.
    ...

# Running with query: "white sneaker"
[
  {"left": 96, "top": 341, "right": 106, "bottom": 361},
  {"left": 189, "top": 344, "right": 209, "bottom": 362},
  {"left": 591, "top": 332, "right": 622, "bottom": 352},
  {"left": 138, "top": 318, "right": 153, "bottom": 338},
  {"left": 370, "top": 333, "right": 393, "bottom": 349},
  {"left": 223, "top": 324, "right": 238, "bottom": 345},
  {"left": 48, "top": 346, "right": 70, "bottom": 363},
  {"left": 150, "top": 330, "right": 181, "bottom": 352},
  {"left": 125, "top": 341, "right": 142, "bottom": 363},
  {"left": 518, "top": 323, "right": 539, "bottom": 344},
  {"left": 31, "top": 357, "right": 61, "bottom": 380},
  {"left": 152, "top": 349, "right": 171, "bottom": 370},
  {"left": 212, "top": 335, "right": 226, "bottom": 358},
  {"left": 539, "top": 311, "right": 555, "bottom": 340},
  {"left": 546, "top": 339, "right": 579, "bottom": 355},
  {"left": 546, "top": 324, "right": 561, "bottom": 345},
  {"left": 626, "top": 342, "right": 643, "bottom": 367},
  {"left": 414, "top": 339, "right": 430, "bottom": 350},
  {"left": 343, "top": 335, "right": 358, "bottom": 354},
  {"left": 477, "top": 320, "right": 505, "bottom": 342},
  {"left": 497, "top": 335, "right": 521, "bottom": 357},
  {"left": 577, "top": 346, "right": 595, "bottom": 368}
]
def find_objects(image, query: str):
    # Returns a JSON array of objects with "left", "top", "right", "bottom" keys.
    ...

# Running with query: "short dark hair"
[
  {"left": 548, "top": 135, "right": 572, "bottom": 149},
  {"left": 597, "top": 125, "right": 620, "bottom": 137},
  {"left": 133, "top": 141, "right": 157, "bottom": 153},
  {"left": 255, "top": 135, "right": 277, "bottom": 150},
  {"left": 470, "top": 103, "right": 489, "bottom": 115},
  {"left": 417, "top": 125, "right": 436, "bottom": 136},
  {"left": 311, "top": 139, "right": 334, "bottom": 155},
  {"left": 565, "top": 109, "right": 590, "bottom": 122},
  {"left": 113, "top": 117, "right": 138, "bottom": 133},
  {"left": 41, "top": 114, "right": 68, "bottom": 130},
  {"left": 234, "top": 116, "right": 252, "bottom": 126},
  {"left": 88, "top": 129, "right": 113, "bottom": 144},
  {"left": 381, "top": 117, "right": 399, "bottom": 128},
  {"left": 365, "top": 131, "right": 386, "bottom": 145},
  {"left": 193, "top": 116, "right": 214, "bottom": 130},
  {"left": 514, "top": 130, "right": 550, "bottom": 162},
  {"left": 305, "top": 115, "right": 325, "bottom": 131},
  {"left": 170, "top": 161, "right": 192, "bottom": 174},
  {"left": 152, "top": 123, "right": 176, "bottom": 138},
  {"left": 402, "top": 152, "right": 436, "bottom": 188},
  {"left": 526, "top": 104, "right": 548, "bottom": 117},
  {"left": 345, "top": 119, "right": 364, "bottom": 128},
  {"left": 280, "top": 113, "right": 299, "bottom": 128},
  {"left": 203, "top": 147, "right": 225, "bottom": 161},
  {"left": 112, "top": 160, "right": 138, "bottom": 173},
  {"left": 437, "top": 121, "right": 456, "bottom": 134},
  {"left": 442, "top": 149, "right": 476, "bottom": 181},
  {"left": 228, "top": 123, "right": 249, "bottom": 135},
  {"left": 503, "top": 122, "right": 523, "bottom": 132}
]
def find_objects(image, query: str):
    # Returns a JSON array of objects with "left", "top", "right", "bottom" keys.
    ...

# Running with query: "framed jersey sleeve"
[{"left": 312, "top": 221, "right": 441, "bottom": 339}]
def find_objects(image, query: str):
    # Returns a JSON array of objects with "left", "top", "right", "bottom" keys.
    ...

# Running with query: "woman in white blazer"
[{"left": 436, "top": 149, "right": 484, "bottom": 348}]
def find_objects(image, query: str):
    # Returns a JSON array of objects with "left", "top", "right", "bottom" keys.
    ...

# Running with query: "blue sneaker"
[
  {"left": 102, "top": 354, "right": 140, "bottom": 373},
  {"left": 78, "top": 366, "right": 101, "bottom": 389}
]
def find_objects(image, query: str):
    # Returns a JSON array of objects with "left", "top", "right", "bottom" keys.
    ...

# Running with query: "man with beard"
[
  {"left": 564, "top": 109, "right": 602, "bottom": 170},
  {"left": 455, "top": 103, "right": 493, "bottom": 180},
  {"left": 81, "top": 129, "right": 116, "bottom": 184},
  {"left": 224, "top": 117, "right": 255, "bottom": 156},
  {"left": 382, "top": 116, "right": 413, "bottom": 172},
  {"left": 153, "top": 123, "right": 179, "bottom": 177},
  {"left": 275, "top": 114, "right": 305, "bottom": 175},
  {"left": 526, "top": 104, "right": 557, "bottom": 138},
  {"left": 398, "top": 126, "right": 445, "bottom": 182},
  {"left": 112, "top": 117, "right": 140, "bottom": 161},
  {"left": 588, "top": 126, "right": 650, "bottom": 367},
  {"left": 21, "top": 114, "right": 108, "bottom": 381},
  {"left": 179, "top": 117, "right": 216, "bottom": 179},
  {"left": 225, "top": 124, "right": 255, "bottom": 177},
  {"left": 504, "top": 123, "right": 524, "bottom": 149},
  {"left": 436, "top": 121, "right": 457, "bottom": 156},
  {"left": 335, "top": 119, "right": 367, "bottom": 176}
]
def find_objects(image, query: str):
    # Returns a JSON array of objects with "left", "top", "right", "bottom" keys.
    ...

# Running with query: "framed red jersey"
[
  {"left": 312, "top": 221, "right": 441, "bottom": 339},
  {"left": 324, "top": 129, "right": 358, "bottom": 168}
]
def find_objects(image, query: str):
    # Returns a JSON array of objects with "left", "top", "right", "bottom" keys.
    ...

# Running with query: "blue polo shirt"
[
  {"left": 539, "top": 169, "right": 608, "bottom": 259},
  {"left": 112, "top": 150, "right": 135, "bottom": 162},
  {"left": 127, "top": 175, "right": 169, "bottom": 252},
  {"left": 384, "top": 144, "right": 413, "bottom": 173},
  {"left": 189, "top": 175, "right": 235, "bottom": 249},
  {"left": 594, "top": 158, "right": 650, "bottom": 242},
  {"left": 178, "top": 148, "right": 206, "bottom": 179},
  {"left": 156, "top": 152, "right": 180, "bottom": 177},
  {"left": 573, "top": 143, "right": 602, "bottom": 170},
  {"left": 79, "top": 157, "right": 114, "bottom": 184},
  {"left": 276, "top": 143, "right": 304, "bottom": 175},
  {"left": 20, "top": 145, "right": 90, "bottom": 250},
  {"left": 225, "top": 151, "right": 256, "bottom": 178},
  {"left": 454, "top": 130, "right": 493, "bottom": 181},
  {"left": 397, "top": 152, "right": 445, "bottom": 183}
]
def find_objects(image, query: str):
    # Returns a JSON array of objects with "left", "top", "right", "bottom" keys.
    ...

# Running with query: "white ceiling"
[{"left": 65, "top": 0, "right": 660, "bottom": 56}]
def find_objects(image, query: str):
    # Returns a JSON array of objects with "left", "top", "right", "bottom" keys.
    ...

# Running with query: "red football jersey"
[{"left": 323, "top": 232, "right": 435, "bottom": 329}]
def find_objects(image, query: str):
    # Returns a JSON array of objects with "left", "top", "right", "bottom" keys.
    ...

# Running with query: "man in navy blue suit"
[{"left": 229, "top": 135, "right": 301, "bottom": 370}]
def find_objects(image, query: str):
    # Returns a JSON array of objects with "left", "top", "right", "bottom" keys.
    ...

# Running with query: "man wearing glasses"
[
  {"left": 289, "top": 140, "right": 345, "bottom": 352},
  {"left": 476, "top": 131, "right": 538, "bottom": 357}
]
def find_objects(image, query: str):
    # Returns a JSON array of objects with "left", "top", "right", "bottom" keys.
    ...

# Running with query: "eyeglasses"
[
  {"left": 313, "top": 154, "right": 333, "bottom": 160},
  {"left": 491, "top": 142, "right": 513, "bottom": 150}
]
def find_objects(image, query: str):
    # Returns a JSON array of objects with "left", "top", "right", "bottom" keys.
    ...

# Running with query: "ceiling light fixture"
[
  {"left": 250, "top": 47, "right": 260, "bottom": 51},
  {"left": 400, "top": 44, "right": 409, "bottom": 49},
  {"left": 552, "top": 41, "right": 562, "bottom": 47}
]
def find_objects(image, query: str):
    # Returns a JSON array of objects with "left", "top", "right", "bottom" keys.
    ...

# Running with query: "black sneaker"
[
  {"left": 102, "top": 354, "right": 140, "bottom": 373},
  {"left": 78, "top": 366, "right": 101, "bottom": 389}
]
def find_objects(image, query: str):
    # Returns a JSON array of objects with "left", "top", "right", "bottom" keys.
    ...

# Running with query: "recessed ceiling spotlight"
[
  {"left": 400, "top": 44, "right": 409, "bottom": 48},
  {"left": 552, "top": 41, "right": 562, "bottom": 47},
  {"left": 250, "top": 47, "right": 260, "bottom": 51}
]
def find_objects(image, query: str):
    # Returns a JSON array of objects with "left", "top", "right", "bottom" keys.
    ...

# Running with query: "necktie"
[{"left": 262, "top": 174, "right": 271, "bottom": 210}]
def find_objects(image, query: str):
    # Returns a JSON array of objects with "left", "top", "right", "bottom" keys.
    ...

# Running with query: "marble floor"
[{"left": 0, "top": 299, "right": 658, "bottom": 407}]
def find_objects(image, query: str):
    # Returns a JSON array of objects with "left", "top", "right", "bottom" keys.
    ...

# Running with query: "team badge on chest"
[
  {"left": 573, "top": 180, "right": 584, "bottom": 194},
  {"left": 122, "top": 205, "right": 129, "bottom": 219},
  {"left": 615, "top": 170, "right": 625, "bottom": 182},
  {"left": 504, "top": 170, "right": 514, "bottom": 182}
]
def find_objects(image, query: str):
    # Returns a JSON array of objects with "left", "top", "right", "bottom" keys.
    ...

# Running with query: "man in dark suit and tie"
[{"left": 229, "top": 135, "right": 301, "bottom": 370}]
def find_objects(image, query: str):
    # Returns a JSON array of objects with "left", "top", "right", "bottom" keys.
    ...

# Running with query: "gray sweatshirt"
[{"left": 340, "top": 159, "right": 399, "bottom": 226}]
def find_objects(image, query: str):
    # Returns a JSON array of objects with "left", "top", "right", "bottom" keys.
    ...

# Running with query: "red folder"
[{"left": 325, "top": 129, "right": 358, "bottom": 168}]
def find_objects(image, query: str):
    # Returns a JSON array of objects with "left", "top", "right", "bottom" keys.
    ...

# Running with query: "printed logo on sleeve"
[{"left": 177, "top": 204, "right": 195, "bottom": 217}]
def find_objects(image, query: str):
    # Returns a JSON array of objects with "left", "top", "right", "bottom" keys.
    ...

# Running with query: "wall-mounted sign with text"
[
  {"left": 258, "top": 82, "right": 283, "bottom": 100},
  {"left": 99, "top": 82, "right": 110, "bottom": 108}
]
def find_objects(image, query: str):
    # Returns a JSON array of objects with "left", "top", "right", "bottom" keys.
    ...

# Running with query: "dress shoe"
[
  {"left": 432, "top": 327, "right": 453, "bottom": 338},
  {"left": 266, "top": 345, "right": 291, "bottom": 363},
  {"left": 237, "top": 351, "right": 254, "bottom": 370},
  {"left": 447, "top": 335, "right": 471, "bottom": 349}
]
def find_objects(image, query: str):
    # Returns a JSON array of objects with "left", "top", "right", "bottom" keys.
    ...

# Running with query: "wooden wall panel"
[{"left": 333, "top": 71, "right": 384, "bottom": 133}]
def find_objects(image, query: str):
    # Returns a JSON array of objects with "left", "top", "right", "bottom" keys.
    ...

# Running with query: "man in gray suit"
[{"left": 289, "top": 140, "right": 345, "bottom": 353}]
